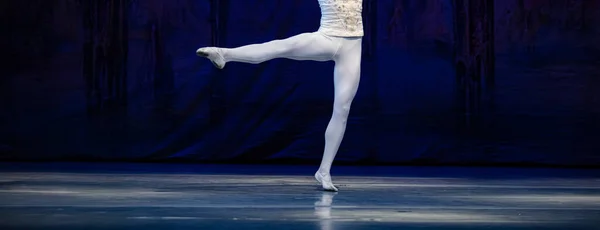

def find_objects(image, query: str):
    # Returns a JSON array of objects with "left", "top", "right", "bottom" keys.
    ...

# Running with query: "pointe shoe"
[
  {"left": 196, "top": 47, "right": 226, "bottom": 69},
  {"left": 315, "top": 171, "right": 338, "bottom": 192}
]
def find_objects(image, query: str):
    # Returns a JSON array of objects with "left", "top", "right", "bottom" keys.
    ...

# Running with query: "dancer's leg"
[
  {"left": 197, "top": 32, "right": 338, "bottom": 68},
  {"left": 316, "top": 37, "right": 362, "bottom": 192},
  {"left": 224, "top": 32, "right": 339, "bottom": 63}
]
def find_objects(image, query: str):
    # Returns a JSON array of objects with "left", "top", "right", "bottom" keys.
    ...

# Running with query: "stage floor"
[{"left": 0, "top": 163, "right": 599, "bottom": 229}]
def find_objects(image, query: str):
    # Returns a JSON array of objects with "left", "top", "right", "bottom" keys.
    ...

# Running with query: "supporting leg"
[{"left": 316, "top": 37, "right": 362, "bottom": 192}]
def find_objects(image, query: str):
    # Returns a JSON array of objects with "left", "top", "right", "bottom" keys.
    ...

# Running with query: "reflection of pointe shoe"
[
  {"left": 196, "top": 47, "right": 226, "bottom": 69},
  {"left": 315, "top": 171, "right": 338, "bottom": 192},
  {"left": 314, "top": 192, "right": 335, "bottom": 220},
  {"left": 314, "top": 192, "right": 335, "bottom": 207}
]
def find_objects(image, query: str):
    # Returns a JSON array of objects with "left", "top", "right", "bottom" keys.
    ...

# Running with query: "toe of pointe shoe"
[
  {"left": 323, "top": 184, "right": 338, "bottom": 192},
  {"left": 315, "top": 172, "right": 338, "bottom": 192},
  {"left": 196, "top": 49, "right": 208, "bottom": 57}
]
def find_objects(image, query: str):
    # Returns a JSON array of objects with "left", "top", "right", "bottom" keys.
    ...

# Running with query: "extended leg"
[
  {"left": 316, "top": 38, "right": 362, "bottom": 192},
  {"left": 197, "top": 32, "right": 338, "bottom": 69}
]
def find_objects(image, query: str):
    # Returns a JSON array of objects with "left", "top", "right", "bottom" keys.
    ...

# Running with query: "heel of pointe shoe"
[{"left": 315, "top": 172, "right": 322, "bottom": 183}]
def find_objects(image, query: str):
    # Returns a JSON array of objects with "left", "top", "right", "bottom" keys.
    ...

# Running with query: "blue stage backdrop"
[{"left": 0, "top": 0, "right": 599, "bottom": 166}]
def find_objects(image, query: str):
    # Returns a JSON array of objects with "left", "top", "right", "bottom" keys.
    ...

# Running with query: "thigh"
[
  {"left": 333, "top": 38, "right": 362, "bottom": 103},
  {"left": 282, "top": 32, "right": 340, "bottom": 62}
]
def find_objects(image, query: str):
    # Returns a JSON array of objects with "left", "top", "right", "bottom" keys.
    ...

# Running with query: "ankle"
[
  {"left": 219, "top": 48, "right": 228, "bottom": 61},
  {"left": 318, "top": 168, "right": 330, "bottom": 176}
]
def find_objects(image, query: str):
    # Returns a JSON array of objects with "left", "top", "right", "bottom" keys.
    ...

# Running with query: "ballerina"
[{"left": 197, "top": 0, "right": 364, "bottom": 192}]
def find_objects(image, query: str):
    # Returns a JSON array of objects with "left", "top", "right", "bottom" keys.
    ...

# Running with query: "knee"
[
  {"left": 332, "top": 100, "right": 352, "bottom": 120},
  {"left": 336, "top": 87, "right": 358, "bottom": 110}
]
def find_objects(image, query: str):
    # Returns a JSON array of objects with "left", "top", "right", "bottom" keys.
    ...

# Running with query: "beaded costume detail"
[{"left": 317, "top": 0, "right": 363, "bottom": 37}]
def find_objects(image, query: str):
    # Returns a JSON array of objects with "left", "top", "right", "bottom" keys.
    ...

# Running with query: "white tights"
[{"left": 220, "top": 31, "right": 362, "bottom": 184}]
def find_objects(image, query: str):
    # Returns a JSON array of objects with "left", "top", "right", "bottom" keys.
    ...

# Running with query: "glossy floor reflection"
[{"left": 0, "top": 163, "right": 599, "bottom": 229}]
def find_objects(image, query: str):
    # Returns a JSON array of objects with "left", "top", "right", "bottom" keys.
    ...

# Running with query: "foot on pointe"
[
  {"left": 315, "top": 171, "right": 338, "bottom": 192},
  {"left": 196, "top": 47, "right": 226, "bottom": 69}
]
